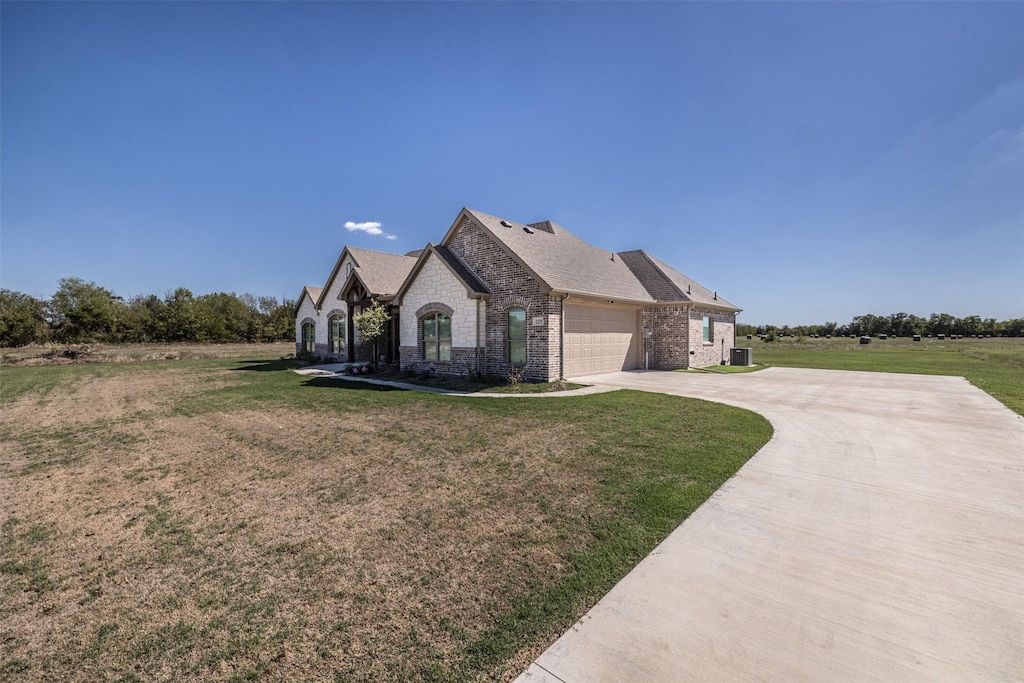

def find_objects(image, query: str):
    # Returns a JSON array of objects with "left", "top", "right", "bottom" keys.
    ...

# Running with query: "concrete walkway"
[{"left": 517, "top": 368, "right": 1024, "bottom": 682}]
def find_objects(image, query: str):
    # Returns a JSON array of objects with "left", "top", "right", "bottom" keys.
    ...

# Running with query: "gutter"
[{"left": 549, "top": 289, "right": 655, "bottom": 307}]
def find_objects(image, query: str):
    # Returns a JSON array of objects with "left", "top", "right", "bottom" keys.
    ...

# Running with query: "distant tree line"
[
  {"left": 0, "top": 277, "right": 296, "bottom": 347},
  {"left": 738, "top": 312, "right": 1024, "bottom": 340}
]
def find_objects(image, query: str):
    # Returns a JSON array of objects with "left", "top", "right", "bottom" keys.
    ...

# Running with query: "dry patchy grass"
[
  {"left": 1, "top": 342, "right": 296, "bottom": 366},
  {"left": 0, "top": 358, "right": 771, "bottom": 681},
  {"left": 0, "top": 366, "right": 604, "bottom": 681}
]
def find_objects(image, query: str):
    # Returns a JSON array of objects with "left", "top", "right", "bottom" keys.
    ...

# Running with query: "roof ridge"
[{"left": 346, "top": 245, "right": 416, "bottom": 258}]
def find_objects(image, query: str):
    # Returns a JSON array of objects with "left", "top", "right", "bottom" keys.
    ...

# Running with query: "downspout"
[
  {"left": 687, "top": 302, "right": 693, "bottom": 369},
  {"left": 559, "top": 294, "right": 568, "bottom": 380}
]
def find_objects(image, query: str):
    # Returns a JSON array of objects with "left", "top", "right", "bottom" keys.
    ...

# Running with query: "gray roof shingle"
[
  {"left": 463, "top": 209, "right": 656, "bottom": 303},
  {"left": 347, "top": 247, "right": 418, "bottom": 298},
  {"left": 619, "top": 250, "right": 739, "bottom": 310}
]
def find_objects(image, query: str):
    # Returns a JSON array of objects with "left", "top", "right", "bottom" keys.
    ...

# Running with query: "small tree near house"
[{"left": 352, "top": 301, "right": 390, "bottom": 369}]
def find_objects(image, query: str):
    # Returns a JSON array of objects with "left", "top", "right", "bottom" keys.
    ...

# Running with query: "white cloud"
[
  {"left": 344, "top": 220, "right": 398, "bottom": 241},
  {"left": 344, "top": 221, "right": 383, "bottom": 235}
]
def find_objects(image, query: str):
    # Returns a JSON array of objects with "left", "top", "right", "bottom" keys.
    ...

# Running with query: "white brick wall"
[
  {"left": 321, "top": 257, "right": 354, "bottom": 316},
  {"left": 294, "top": 293, "right": 320, "bottom": 347},
  {"left": 294, "top": 255, "right": 356, "bottom": 353},
  {"left": 400, "top": 252, "right": 483, "bottom": 348}
]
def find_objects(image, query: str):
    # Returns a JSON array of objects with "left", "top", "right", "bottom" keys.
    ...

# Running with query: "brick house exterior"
[{"left": 296, "top": 208, "right": 740, "bottom": 377}]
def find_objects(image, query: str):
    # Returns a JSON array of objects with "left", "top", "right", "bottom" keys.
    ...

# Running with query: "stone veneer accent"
[
  {"left": 447, "top": 217, "right": 562, "bottom": 381},
  {"left": 400, "top": 347, "right": 478, "bottom": 376}
]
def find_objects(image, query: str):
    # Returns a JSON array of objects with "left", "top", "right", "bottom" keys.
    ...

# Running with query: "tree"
[
  {"left": 927, "top": 313, "right": 954, "bottom": 337},
  {"left": 0, "top": 289, "right": 48, "bottom": 346},
  {"left": 121, "top": 294, "right": 165, "bottom": 342},
  {"left": 352, "top": 301, "right": 390, "bottom": 367},
  {"left": 261, "top": 297, "right": 295, "bottom": 342},
  {"left": 198, "top": 292, "right": 251, "bottom": 342},
  {"left": 48, "top": 277, "right": 124, "bottom": 342},
  {"left": 159, "top": 288, "right": 203, "bottom": 341}
]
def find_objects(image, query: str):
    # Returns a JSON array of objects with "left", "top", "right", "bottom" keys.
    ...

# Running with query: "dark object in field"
[
  {"left": 913, "top": 335, "right": 921, "bottom": 341},
  {"left": 860, "top": 336, "right": 871, "bottom": 345}
]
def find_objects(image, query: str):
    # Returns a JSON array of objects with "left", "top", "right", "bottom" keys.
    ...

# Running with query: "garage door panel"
[{"left": 564, "top": 305, "right": 638, "bottom": 377}]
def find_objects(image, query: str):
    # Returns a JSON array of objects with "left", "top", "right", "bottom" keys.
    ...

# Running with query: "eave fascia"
[{"left": 550, "top": 289, "right": 655, "bottom": 307}]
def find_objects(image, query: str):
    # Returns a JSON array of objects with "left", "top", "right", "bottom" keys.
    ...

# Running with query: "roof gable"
[
  {"left": 620, "top": 250, "right": 739, "bottom": 311},
  {"left": 316, "top": 246, "right": 418, "bottom": 308},
  {"left": 394, "top": 243, "right": 491, "bottom": 304},
  {"left": 293, "top": 285, "right": 323, "bottom": 316},
  {"left": 445, "top": 208, "right": 656, "bottom": 303}
]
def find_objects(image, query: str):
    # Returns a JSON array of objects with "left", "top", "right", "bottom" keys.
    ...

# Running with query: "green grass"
[
  {"left": 747, "top": 335, "right": 1024, "bottom": 415},
  {"left": 0, "top": 355, "right": 772, "bottom": 682}
]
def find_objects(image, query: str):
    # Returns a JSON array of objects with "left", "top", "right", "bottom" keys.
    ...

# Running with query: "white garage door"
[{"left": 564, "top": 304, "right": 638, "bottom": 377}]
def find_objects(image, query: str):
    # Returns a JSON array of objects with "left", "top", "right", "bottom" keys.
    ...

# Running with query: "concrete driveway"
[{"left": 517, "top": 367, "right": 1024, "bottom": 682}]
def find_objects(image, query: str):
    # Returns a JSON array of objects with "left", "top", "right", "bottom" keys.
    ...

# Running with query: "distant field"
[
  {"left": 1, "top": 342, "right": 296, "bottom": 365},
  {"left": 0, "top": 355, "right": 770, "bottom": 682},
  {"left": 740, "top": 335, "right": 1024, "bottom": 415}
]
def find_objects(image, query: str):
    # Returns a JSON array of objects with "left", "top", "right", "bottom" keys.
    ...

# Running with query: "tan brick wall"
[
  {"left": 642, "top": 305, "right": 692, "bottom": 369},
  {"left": 689, "top": 306, "right": 736, "bottom": 367}
]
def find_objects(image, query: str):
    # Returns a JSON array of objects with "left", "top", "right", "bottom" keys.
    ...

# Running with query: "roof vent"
[
  {"left": 687, "top": 285, "right": 691, "bottom": 294},
  {"left": 500, "top": 220, "right": 512, "bottom": 228},
  {"left": 714, "top": 291, "right": 717, "bottom": 300},
  {"left": 522, "top": 226, "right": 534, "bottom": 234}
]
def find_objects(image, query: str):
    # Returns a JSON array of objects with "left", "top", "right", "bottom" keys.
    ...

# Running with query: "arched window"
[
  {"left": 328, "top": 314, "right": 345, "bottom": 354},
  {"left": 422, "top": 312, "right": 451, "bottom": 362},
  {"left": 301, "top": 321, "right": 315, "bottom": 355},
  {"left": 508, "top": 308, "right": 526, "bottom": 365}
]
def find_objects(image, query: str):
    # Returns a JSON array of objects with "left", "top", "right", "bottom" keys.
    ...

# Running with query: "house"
[{"left": 295, "top": 208, "right": 740, "bottom": 379}]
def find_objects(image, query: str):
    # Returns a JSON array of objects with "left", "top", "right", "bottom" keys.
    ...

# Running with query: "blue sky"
[{"left": 2, "top": 1, "right": 1021, "bottom": 325}]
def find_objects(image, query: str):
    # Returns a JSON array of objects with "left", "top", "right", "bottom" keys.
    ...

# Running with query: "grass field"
[
  {"left": 1, "top": 341, "right": 296, "bottom": 365},
  {"left": 744, "top": 335, "right": 1024, "bottom": 415},
  {"left": 0, "top": 352, "right": 771, "bottom": 682}
]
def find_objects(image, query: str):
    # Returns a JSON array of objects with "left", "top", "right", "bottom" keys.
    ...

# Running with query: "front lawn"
[{"left": 0, "top": 356, "right": 771, "bottom": 682}]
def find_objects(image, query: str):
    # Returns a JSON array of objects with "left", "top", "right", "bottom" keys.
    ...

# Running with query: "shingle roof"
[
  {"left": 294, "top": 285, "right": 323, "bottom": 316},
  {"left": 304, "top": 285, "right": 323, "bottom": 302},
  {"left": 462, "top": 209, "right": 656, "bottom": 303},
  {"left": 346, "top": 247, "right": 418, "bottom": 298},
  {"left": 619, "top": 250, "right": 739, "bottom": 310},
  {"left": 433, "top": 245, "right": 490, "bottom": 295}
]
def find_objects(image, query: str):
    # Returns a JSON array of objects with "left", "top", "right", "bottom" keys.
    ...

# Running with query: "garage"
[{"left": 563, "top": 304, "right": 639, "bottom": 377}]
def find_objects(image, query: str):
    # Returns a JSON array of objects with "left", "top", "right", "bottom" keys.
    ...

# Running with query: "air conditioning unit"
[{"left": 731, "top": 347, "right": 752, "bottom": 367}]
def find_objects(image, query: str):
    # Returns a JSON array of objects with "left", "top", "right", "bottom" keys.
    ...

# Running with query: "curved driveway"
[{"left": 518, "top": 367, "right": 1024, "bottom": 682}]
